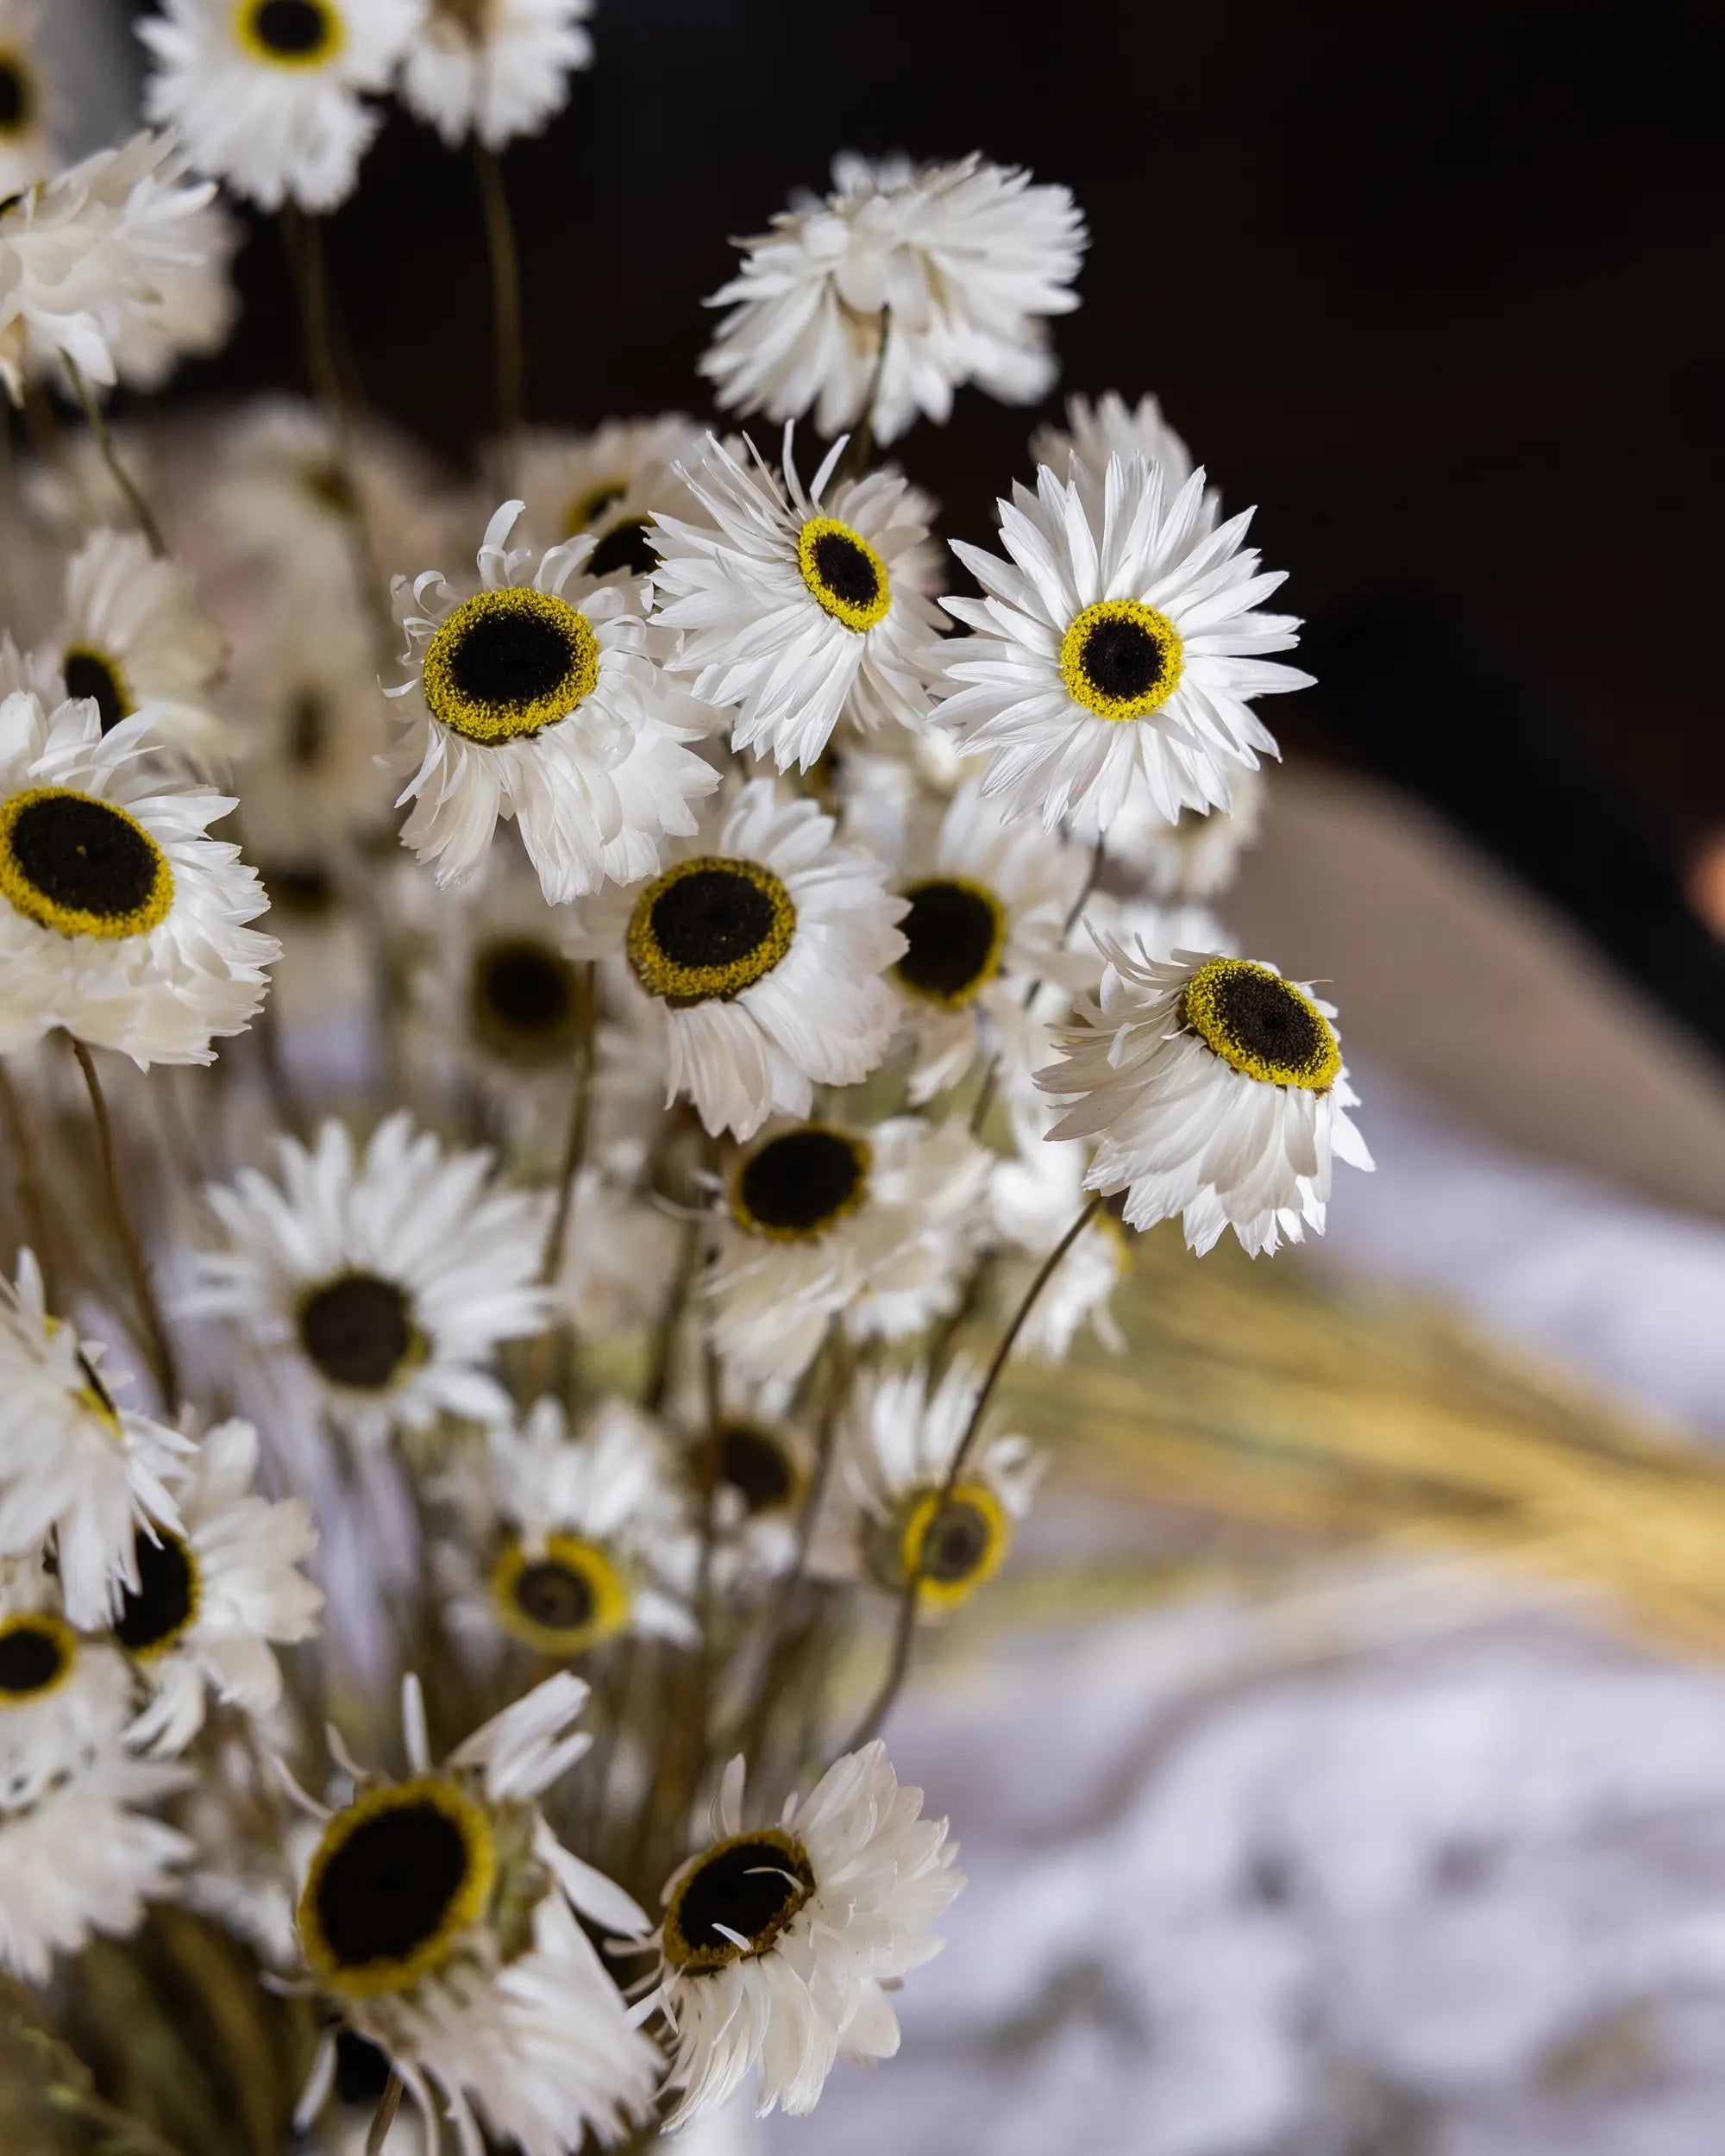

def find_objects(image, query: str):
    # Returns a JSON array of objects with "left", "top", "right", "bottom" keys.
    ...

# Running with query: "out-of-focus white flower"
[
  {"left": 702, "top": 152, "right": 1085, "bottom": 445},
  {"left": 53, "top": 527, "right": 229, "bottom": 768},
  {"left": 399, "top": 0, "right": 593, "bottom": 152}
]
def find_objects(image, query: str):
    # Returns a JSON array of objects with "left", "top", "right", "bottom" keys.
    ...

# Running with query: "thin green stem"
[
  {"left": 71, "top": 1037, "right": 181, "bottom": 1409},
  {"left": 63, "top": 357, "right": 167, "bottom": 557},
  {"left": 837, "top": 1196, "right": 1100, "bottom": 1755}
]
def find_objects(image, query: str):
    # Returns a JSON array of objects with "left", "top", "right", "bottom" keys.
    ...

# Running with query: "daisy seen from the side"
[{"left": 399, "top": 0, "right": 594, "bottom": 152}]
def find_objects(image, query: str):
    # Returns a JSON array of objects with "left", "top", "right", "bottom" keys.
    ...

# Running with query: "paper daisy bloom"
[
  {"left": 54, "top": 528, "right": 229, "bottom": 765},
  {"left": 1102, "top": 761, "right": 1267, "bottom": 899},
  {"left": 0, "top": 1251, "right": 192, "bottom": 1627},
  {"left": 438, "top": 1396, "right": 696, "bottom": 1658},
  {"left": 650, "top": 430, "right": 946, "bottom": 769},
  {"left": 700, "top": 152, "right": 1085, "bottom": 446},
  {"left": 399, "top": 0, "right": 594, "bottom": 151},
  {"left": 874, "top": 774, "right": 1093, "bottom": 1104},
  {"left": 839, "top": 1362, "right": 1042, "bottom": 1612},
  {"left": 567, "top": 779, "right": 906, "bottom": 1141},
  {"left": 514, "top": 411, "right": 704, "bottom": 586},
  {"left": 0, "top": 131, "right": 223, "bottom": 402},
  {"left": 706, "top": 1114, "right": 992, "bottom": 1382},
  {"left": 936, "top": 454, "right": 1312, "bottom": 832},
  {"left": 118, "top": 1417, "right": 323, "bottom": 1756},
  {"left": 387, "top": 498, "right": 721, "bottom": 903},
  {"left": 0, "top": 690, "right": 277, "bottom": 1062},
  {"left": 642, "top": 1744, "right": 963, "bottom": 2124},
  {"left": 1030, "top": 388, "right": 1215, "bottom": 532},
  {"left": 1038, "top": 941, "right": 1374, "bottom": 1256},
  {"left": 185, "top": 1113, "right": 549, "bottom": 1447},
  {"left": 291, "top": 1673, "right": 657, "bottom": 2155},
  {"left": 0, "top": 1741, "right": 191, "bottom": 1982},
  {"left": 141, "top": 0, "right": 423, "bottom": 214},
  {"left": 0, "top": 1565, "right": 135, "bottom": 1806},
  {"left": 0, "top": 0, "right": 53, "bottom": 195}
]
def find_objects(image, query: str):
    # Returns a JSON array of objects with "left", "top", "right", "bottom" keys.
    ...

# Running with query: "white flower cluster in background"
[{"left": 0, "top": 6, "right": 1374, "bottom": 2151}]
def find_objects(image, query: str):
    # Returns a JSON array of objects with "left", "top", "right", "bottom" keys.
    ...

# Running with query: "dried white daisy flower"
[
  {"left": 650, "top": 429, "right": 945, "bottom": 769},
  {"left": 705, "top": 1382, "right": 813, "bottom": 1582},
  {"left": 0, "top": 130, "right": 225, "bottom": 401},
  {"left": 290, "top": 1673, "right": 657, "bottom": 2155},
  {"left": 0, "top": 690, "right": 278, "bottom": 1064},
  {"left": 1038, "top": 941, "right": 1374, "bottom": 1255},
  {"left": 141, "top": 0, "right": 424, "bottom": 214},
  {"left": 0, "top": 1741, "right": 191, "bottom": 1983},
  {"left": 936, "top": 454, "right": 1311, "bottom": 832},
  {"left": 387, "top": 498, "right": 722, "bottom": 903},
  {"left": 869, "top": 773, "right": 1093, "bottom": 1104},
  {"left": 53, "top": 527, "right": 229, "bottom": 767},
  {"left": 1098, "top": 761, "right": 1267, "bottom": 899},
  {"left": 0, "top": 0, "right": 53, "bottom": 196},
  {"left": 438, "top": 1395, "right": 696, "bottom": 1657},
  {"left": 701, "top": 151, "right": 1086, "bottom": 446},
  {"left": 706, "top": 1114, "right": 992, "bottom": 1383},
  {"left": 512, "top": 411, "right": 705, "bottom": 588},
  {"left": 567, "top": 779, "right": 906, "bottom": 1141},
  {"left": 104, "top": 184, "right": 240, "bottom": 392},
  {"left": 399, "top": 0, "right": 594, "bottom": 151},
  {"left": 0, "top": 1252, "right": 192, "bottom": 1627},
  {"left": 118, "top": 1416, "right": 323, "bottom": 1756},
  {"left": 548, "top": 1160, "right": 682, "bottom": 1338},
  {"left": 186, "top": 1113, "right": 549, "bottom": 1447},
  {"left": 0, "top": 1563, "right": 135, "bottom": 1807},
  {"left": 640, "top": 1743, "right": 963, "bottom": 2123},
  {"left": 837, "top": 1361, "right": 1042, "bottom": 1612},
  {"left": 1030, "top": 388, "right": 1214, "bottom": 528}
]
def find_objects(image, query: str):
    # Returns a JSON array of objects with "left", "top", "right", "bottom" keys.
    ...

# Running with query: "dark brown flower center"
[
  {"left": 112, "top": 1530, "right": 199, "bottom": 1656},
  {"left": 734, "top": 1126, "right": 868, "bottom": 1238},
  {"left": 298, "top": 1274, "right": 418, "bottom": 1391}
]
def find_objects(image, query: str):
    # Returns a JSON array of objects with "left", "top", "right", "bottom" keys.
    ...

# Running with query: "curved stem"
[
  {"left": 837, "top": 1195, "right": 1100, "bottom": 1755},
  {"left": 366, "top": 2071, "right": 404, "bottom": 2154},
  {"left": 539, "top": 964, "right": 597, "bottom": 1284},
  {"left": 64, "top": 358, "right": 167, "bottom": 557},
  {"left": 71, "top": 1037, "right": 181, "bottom": 1409}
]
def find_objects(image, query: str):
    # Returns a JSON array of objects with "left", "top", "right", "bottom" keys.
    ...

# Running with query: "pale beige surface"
[{"left": 1226, "top": 761, "right": 1725, "bottom": 1219}]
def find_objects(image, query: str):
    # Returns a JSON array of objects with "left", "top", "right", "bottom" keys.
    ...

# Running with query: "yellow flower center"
[
  {"left": 797, "top": 517, "right": 890, "bottom": 631},
  {"left": 422, "top": 586, "right": 600, "bottom": 745},
  {"left": 0, "top": 787, "right": 173, "bottom": 941},
  {"left": 298, "top": 1777, "right": 496, "bottom": 2000},
  {"left": 900, "top": 1482, "right": 1009, "bottom": 1608},
  {"left": 1179, "top": 956, "right": 1340, "bottom": 1091},
  {"left": 1059, "top": 599, "right": 1185, "bottom": 722},
  {"left": 488, "top": 1534, "right": 631, "bottom": 1656},
  {"left": 0, "top": 1614, "right": 76, "bottom": 1702},
  {"left": 235, "top": 0, "right": 346, "bottom": 67},
  {"left": 626, "top": 856, "right": 795, "bottom": 1006}
]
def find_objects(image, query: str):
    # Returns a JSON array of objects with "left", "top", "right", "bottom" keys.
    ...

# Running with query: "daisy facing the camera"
[
  {"left": 568, "top": 779, "right": 906, "bottom": 1141},
  {"left": 186, "top": 1113, "right": 549, "bottom": 1447},
  {"left": 639, "top": 1744, "right": 962, "bottom": 2124},
  {"left": 936, "top": 454, "right": 1309, "bottom": 834},
  {"left": 387, "top": 499, "right": 721, "bottom": 904},
  {"left": 1038, "top": 941, "right": 1373, "bottom": 1256},
  {"left": 650, "top": 429, "right": 945, "bottom": 771}
]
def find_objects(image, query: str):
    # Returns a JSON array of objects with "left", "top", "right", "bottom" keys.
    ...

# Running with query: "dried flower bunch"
[{"left": 0, "top": 6, "right": 1371, "bottom": 2149}]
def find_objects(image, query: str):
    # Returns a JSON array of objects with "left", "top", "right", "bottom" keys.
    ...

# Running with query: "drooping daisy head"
[
  {"left": 567, "top": 778, "right": 906, "bottom": 1141},
  {"left": 291, "top": 1672, "right": 656, "bottom": 2155},
  {"left": 0, "top": 1250, "right": 191, "bottom": 1628},
  {"left": 140, "top": 0, "right": 424, "bottom": 213},
  {"left": 701, "top": 151, "right": 1086, "bottom": 445},
  {"left": 439, "top": 1395, "right": 695, "bottom": 1658},
  {"left": 645, "top": 1744, "right": 962, "bottom": 2124},
  {"left": 387, "top": 498, "right": 721, "bottom": 905},
  {"left": 706, "top": 1112, "right": 991, "bottom": 1382},
  {"left": 0, "top": 0, "right": 53, "bottom": 195},
  {"left": 398, "top": 0, "right": 594, "bottom": 152},
  {"left": 842, "top": 1361, "right": 1042, "bottom": 1613},
  {"left": 185, "top": 1112, "right": 549, "bottom": 1446},
  {"left": 938, "top": 454, "right": 1312, "bottom": 835},
  {"left": 54, "top": 528, "right": 229, "bottom": 768},
  {"left": 651, "top": 429, "right": 946, "bottom": 770},
  {"left": 0, "top": 691, "right": 277, "bottom": 1063},
  {"left": 513, "top": 412, "right": 703, "bottom": 590},
  {"left": 1038, "top": 940, "right": 1374, "bottom": 1256},
  {"left": 116, "top": 1416, "right": 323, "bottom": 1757}
]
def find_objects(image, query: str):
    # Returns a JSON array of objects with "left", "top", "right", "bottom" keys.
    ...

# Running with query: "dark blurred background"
[{"left": 118, "top": 0, "right": 1725, "bottom": 1049}]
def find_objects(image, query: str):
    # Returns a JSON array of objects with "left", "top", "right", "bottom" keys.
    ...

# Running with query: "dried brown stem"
[{"left": 71, "top": 1037, "right": 181, "bottom": 1408}]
